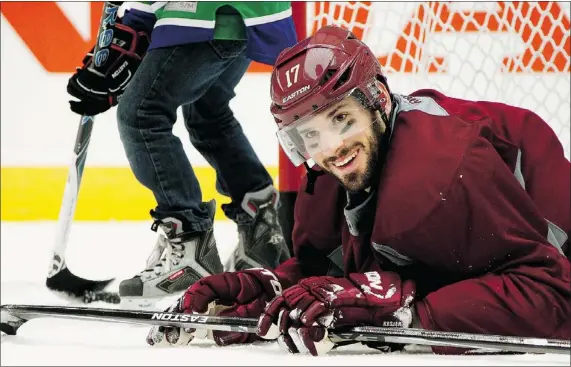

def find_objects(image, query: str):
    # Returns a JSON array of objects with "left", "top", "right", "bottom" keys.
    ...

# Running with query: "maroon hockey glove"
[
  {"left": 146, "top": 268, "right": 284, "bottom": 347},
  {"left": 257, "top": 271, "right": 416, "bottom": 356},
  {"left": 67, "top": 22, "right": 150, "bottom": 116}
]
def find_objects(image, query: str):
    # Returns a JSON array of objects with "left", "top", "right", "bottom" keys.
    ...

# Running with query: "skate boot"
[
  {"left": 119, "top": 200, "right": 223, "bottom": 309},
  {"left": 225, "top": 186, "right": 291, "bottom": 271}
]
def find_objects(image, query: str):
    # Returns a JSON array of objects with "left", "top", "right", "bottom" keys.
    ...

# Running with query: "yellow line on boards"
[{"left": 1, "top": 166, "right": 279, "bottom": 221}]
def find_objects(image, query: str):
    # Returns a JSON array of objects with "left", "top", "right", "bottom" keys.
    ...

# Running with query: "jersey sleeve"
[
  {"left": 516, "top": 110, "right": 570, "bottom": 256},
  {"left": 412, "top": 126, "right": 571, "bottom": 354},
  {"left": 121, "top": 2, "right": 157, "bottom": 34}
]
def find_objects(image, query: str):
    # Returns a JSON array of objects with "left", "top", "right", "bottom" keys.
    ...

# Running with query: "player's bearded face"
[{"left": 299, "top": 96, "right": 384, "bottom": 191}]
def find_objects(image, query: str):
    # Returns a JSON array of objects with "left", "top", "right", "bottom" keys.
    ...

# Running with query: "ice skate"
[
  {"left": 225, "top": 186, "right": 291, "bottom": 271},
  {"left": 119, "top": 201, "right": 223, "bottom": 309}
]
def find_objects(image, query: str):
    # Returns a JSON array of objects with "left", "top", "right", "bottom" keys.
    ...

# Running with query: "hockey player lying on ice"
[{"left": 147, "top": 25, "right": 571, "bottom": 355}]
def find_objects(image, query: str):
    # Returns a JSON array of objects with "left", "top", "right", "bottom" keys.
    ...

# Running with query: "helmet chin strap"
[
  {"left": 379, "top": 93, "right": 396, "bottom": 138},
  {"left": 366, "top": 97, "right": 395, "bottom": 191},
  {"left": 363, "top": 85, "right": 397, "bottom": 190}
]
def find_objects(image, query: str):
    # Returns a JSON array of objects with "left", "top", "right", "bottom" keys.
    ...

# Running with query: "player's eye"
[{"left": 333, "top": 113, "right": 348, "bottom": 124}]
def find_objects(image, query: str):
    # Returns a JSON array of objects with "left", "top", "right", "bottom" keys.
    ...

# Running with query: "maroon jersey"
[{"left": 273, "top": 90, "right": 570, "bottom": 354}]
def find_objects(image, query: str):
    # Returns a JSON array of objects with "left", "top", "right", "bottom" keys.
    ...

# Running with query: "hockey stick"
[
  {"left": 45, "top": 2, "right": 123, "bottom": 303},
  {"left": 1, "top": 304, "right": 569, "bottom": 355}
]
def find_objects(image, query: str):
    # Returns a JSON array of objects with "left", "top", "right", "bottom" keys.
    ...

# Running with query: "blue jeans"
[{"left": 117, "top": 40, "right": 273, "bottom": 232}]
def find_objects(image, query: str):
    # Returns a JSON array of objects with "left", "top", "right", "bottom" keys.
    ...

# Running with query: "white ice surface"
[{"left": 1, "top": 221, "right": 569, "bottom": 366}]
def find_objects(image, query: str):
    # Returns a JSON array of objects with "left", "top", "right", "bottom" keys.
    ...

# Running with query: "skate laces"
[
  {"left": 141, "top": 225, "right": 186, "bottom": 278},
  {"left": 145, "top": 234, "right": 168, "bottom": 269}
]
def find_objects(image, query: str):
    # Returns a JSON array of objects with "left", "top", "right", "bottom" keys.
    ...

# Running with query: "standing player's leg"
[
  {"left": 183, "top": 46, "right": 290, "bottom": 271},
  {"left": 115, "top": 41, "right": 250, "bottom": 307}
]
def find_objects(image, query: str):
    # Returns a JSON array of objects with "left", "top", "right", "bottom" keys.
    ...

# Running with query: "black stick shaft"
[
  {"left": 47, "top": 2, "right": 122, "bottom": 280},
  {"left": 2, "top": 304, "right": 568, "bottom": 355}
]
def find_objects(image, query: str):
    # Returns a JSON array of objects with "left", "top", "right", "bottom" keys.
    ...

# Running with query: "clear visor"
[{"left": 277, "top": 80, "right": 379, "bottom": 167}]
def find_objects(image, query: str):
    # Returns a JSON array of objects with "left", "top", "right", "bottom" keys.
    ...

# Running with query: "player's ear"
[
  {"left": 375, "top": 80, "right": 392, "bottom": 117},
  {"left": 373, "top": 110, "right": 387, "bottom": 134}
]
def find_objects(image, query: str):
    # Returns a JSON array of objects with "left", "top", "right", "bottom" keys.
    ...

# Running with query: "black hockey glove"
[{"left": 67, "top": 22, "right": 150, "bottom": 116}]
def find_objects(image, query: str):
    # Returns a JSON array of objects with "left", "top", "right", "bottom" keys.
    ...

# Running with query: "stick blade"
[
  {"left": 0, "top": 305, "right": 28, "bottom": 335},
  {"left": 46, "top": 267, "right": 115, "bottom": 298}
]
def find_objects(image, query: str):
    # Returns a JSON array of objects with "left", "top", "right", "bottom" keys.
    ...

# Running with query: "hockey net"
[{"left": 302, "top": 1, "right": 570, "bottom": 158}]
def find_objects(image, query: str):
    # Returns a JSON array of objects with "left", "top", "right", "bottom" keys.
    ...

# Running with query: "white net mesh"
[{"left": 307, "top": 1, "right": 570, "bottom": 158}]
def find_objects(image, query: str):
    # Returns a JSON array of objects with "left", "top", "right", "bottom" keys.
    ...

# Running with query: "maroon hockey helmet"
[{"left": 270, "top": 25, "right": 389, "bottom": 166}]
